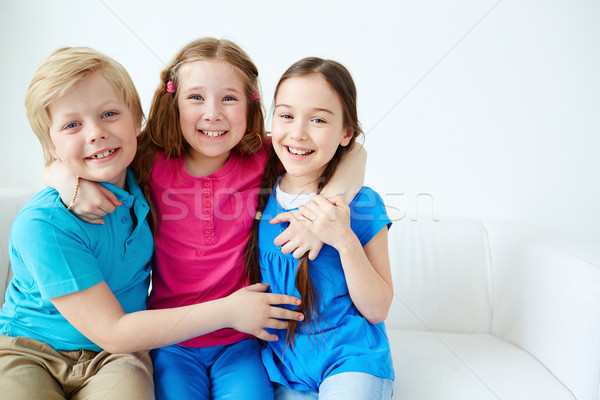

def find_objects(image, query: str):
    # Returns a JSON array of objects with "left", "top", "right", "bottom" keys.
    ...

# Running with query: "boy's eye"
[
  {"left": 64, "top": 122, "right": 80, "bottom": 130},
  {"left": 102, "top": 111, "right": 117, "bottom": 118},
  {"left": 311, "top": 117, "right": 326, "bottom": 124}
]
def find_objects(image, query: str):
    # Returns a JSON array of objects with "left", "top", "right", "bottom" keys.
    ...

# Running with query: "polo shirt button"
[
  {"left": 127, "top": 240, "right": 132, "bottom": 245},
  {"left": 121, "top": 216, "right": 128, "bottom": 224},
  {"left": 205, "top": 201, "right": 211, "bottom": 208},
  {"left": 205, "top": 229, "right": 211, "bottom": 235},
  {"left": 204, "top": 182, "right": 210, "bottom": 188},
  {"left": 205, "top": 192, "right": 210, "bottom": 197},
  {"left": 205, "top": 211, "right": 211, "bottom": 218},
  {"left": 205, "top": 221, "right": 210, "bottom": 227}
]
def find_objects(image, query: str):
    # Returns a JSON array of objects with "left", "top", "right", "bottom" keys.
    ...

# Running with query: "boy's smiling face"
[{"left": 48, "top": 72, "right": 140, "bottom": 189}]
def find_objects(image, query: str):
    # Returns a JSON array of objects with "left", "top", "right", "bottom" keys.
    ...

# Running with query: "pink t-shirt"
[{"left": 147, "top": 145, "right": 268, "bottom": 347}]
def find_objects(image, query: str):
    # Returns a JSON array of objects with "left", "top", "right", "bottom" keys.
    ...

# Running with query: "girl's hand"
[
  {"left": 298, "top": 195, "right": 352, "bottom": 249},
  {"left": 70, "top": 179, "right": 122, "bottom": 224},
  {"left": 224, "top": 283, "right": 304, "bottom": 342},
  {"left": 271, "top": 210, "right": 324, "bottom": 260},
  {"left": 43, "top": 161, "right": 121, "bottom": 224}
]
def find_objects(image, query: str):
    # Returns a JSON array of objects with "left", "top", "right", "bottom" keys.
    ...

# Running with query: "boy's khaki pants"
[{"left": 0, "top": 334, "right": 154, "bottom": 400}]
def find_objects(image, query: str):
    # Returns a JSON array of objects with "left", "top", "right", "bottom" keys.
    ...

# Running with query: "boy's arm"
[
  {"left": 51, "top": 281, "right": 303, "bottom": 354},
  {"left": 16, "top": 212, "right": 299, "bottom": 354},
  {"left": 320, "top": 143, "right": 366, "bottom": 204},
  {"left": 42, "top": 161, "right": 121, "bottom": 224}
]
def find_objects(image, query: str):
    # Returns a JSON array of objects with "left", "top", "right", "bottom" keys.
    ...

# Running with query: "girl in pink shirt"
[{"left": 50, "top": 37, "right": 365, "bottom": 399}]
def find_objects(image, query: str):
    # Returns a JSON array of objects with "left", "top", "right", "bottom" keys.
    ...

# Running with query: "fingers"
[
  {"left": 80, "top": 216, "right": 105, "bottom": 225},
  {"left": 307, "top": 242, "right": 324, "bottom": 260},
  {"left": 273, "top": 210, "right": 308, "bottom": 247},
  {"left": 99, "top": 185, "right": 123, "bottom": 208},
  {"left": 244, "top": 282, "right": 270, "bottom": 293},
  {"left": 273, "top": 230, "right": 289, "bottom": 247},
  {"left": 270, "top": 211, "right": 292, "bottom": 225},
  {"left": 309, "top": 194, "right": 332, "bottom": 206},
  {"left": 324, "top": 195, "right": 344, "bottom": 208},
  {"left": 291, "top": 247, "right": 309, "bottom": 259},
  {"left": 280, "top": 239, "right": 307, "bottom": 257},
  {"left": 255, "top": 330, "right": 279, "bottom": 342},
  {"left": 268, "top": 305, "right": 304, "bottom": 321},
  {"left": 298, "top": 204, "right": 317, "bottom": 221},
  {"left": 265, "top": 292, "right": 301, "bottom": 307}
]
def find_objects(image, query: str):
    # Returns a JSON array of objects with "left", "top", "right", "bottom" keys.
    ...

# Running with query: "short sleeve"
[
  {"left": 10, "top": 205, "right": 104, "bottom": 299},
  {"left": 349, "top": 187, "right": 392, "bottom": 247}
]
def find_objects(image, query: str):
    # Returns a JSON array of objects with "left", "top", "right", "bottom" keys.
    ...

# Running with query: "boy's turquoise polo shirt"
[{"left": 0, "top": 169, "right": 153, "bottom": 351}]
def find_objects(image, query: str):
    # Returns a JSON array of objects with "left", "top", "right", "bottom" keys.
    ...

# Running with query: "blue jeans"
[
  {"left": 274, "top": 372, "right": 393, "bottom": 400},
  {"left": 151, "top": 339, "right": 273, "bottom": 400}
]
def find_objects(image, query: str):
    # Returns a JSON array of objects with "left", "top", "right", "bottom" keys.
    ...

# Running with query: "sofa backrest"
[
  {"left": 385, "top": 216, "right": 493, "bottom": 334},
  {"left": 0, "top": 189, "right": 35, "bottom": 303}
]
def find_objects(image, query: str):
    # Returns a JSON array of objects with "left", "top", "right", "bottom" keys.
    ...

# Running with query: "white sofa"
[
  {"left": 387, "top": 216, "right": 600, "bottom": 399},
  {"left": 1, "top": 189, "right": 599, "bottom": 399}
]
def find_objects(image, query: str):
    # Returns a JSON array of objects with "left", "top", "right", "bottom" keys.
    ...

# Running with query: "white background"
[{"left": 0, "top": 0, "right": 598, "bottom": 244}]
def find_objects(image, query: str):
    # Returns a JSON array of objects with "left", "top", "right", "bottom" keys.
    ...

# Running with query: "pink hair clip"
[
  {"left": 252, "top": 90, "right": 260, "bottom": 100},
  {"left": 166, "top": 81, "right": 175, "bottom": 93}
]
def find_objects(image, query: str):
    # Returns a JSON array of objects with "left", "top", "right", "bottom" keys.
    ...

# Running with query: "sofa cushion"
[
  {"left": 386, "top": 217, "right": 492, "bottom": 333},
  {"left": 388, "top": 329, "right": 576, "bottom": 399}
]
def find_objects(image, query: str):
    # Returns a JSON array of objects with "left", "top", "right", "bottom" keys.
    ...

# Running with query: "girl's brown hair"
[
  {"left": 132, "top": 37, "right": 265, "bottom": 221},
  {"left": 244, "top": 57, "right": 362, "bottom": 347}
]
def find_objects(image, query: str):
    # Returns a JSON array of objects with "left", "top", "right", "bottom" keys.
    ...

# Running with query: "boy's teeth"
[
  {"left": 90, "top": 149, "right": 116, "bottom": 159},
  {"left": 288, "top": 147, "right": 313, "bottom": 156},
  {"left": 202, "top": 130, "right": 226, "bottom": 138}
]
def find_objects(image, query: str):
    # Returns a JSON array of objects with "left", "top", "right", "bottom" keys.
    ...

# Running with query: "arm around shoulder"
[{"left": 321, "top": 143, "right": 366, "bottom": 204}]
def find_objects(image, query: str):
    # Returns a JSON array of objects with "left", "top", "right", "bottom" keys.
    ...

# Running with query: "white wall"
[{"left": 1, "top": 0, "right": 598, "bottom": 245}]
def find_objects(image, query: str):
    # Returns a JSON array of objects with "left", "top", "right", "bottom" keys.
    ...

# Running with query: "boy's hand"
[
  {"left": 224, "top": 283, "right": 303, "bottom": 342},
  {"left": 271, "top": 210, "right": 324, "bottom": 260}
]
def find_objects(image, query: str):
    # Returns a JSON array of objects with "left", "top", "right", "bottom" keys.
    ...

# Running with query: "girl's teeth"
[
  {"left": 202, "top": 130, "right": 226, "bottom": 138},
  {"left": 90, "top": 149, "right": 116, "bottom": 159},
  {"left": 288, "top": 147, "right": 313, "bottom": 156}
]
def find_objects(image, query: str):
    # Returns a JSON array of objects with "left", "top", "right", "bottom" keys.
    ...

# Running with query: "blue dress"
[{"left": 258, "top": 186, "right": 395, "bottom": 392}]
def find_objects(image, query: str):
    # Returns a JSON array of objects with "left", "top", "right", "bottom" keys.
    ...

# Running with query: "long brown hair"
[
  {"left": 244, "top": 57, "right": 362, "bottom": 347},
  {"left": 132, "top": 37, "right": 265, "bottom": 224}
]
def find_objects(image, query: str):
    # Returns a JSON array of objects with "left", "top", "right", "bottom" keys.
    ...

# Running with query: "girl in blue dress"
[{"left": 245, "top": 57, "right": 395, "bottom": 399}]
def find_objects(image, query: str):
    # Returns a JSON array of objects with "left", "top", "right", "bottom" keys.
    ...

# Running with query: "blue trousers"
[
  {"left": 274, "top": 372, "right": 393, "bottom": 400},
  {"left": 151, "top": 339, "right": 274, "bottom": 400}
]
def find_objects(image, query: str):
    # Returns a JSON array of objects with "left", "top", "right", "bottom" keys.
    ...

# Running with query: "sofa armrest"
[
  {"left": 486, "top": 221, "right": 600, "bottom": 400},
  {"left": 0, "top": 188, "right": 35, "bottom": 303}
]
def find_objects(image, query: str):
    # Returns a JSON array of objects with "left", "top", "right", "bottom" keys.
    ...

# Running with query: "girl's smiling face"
[
  {"left": 177, "top": 59, "right": 248, "bottom": 175},
  {"left": 271, "top": 73, "right": 352, "bottom": 193}
]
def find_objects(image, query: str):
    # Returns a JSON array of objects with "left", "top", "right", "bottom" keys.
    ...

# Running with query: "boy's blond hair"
[{"left": 25, "top": 47, "right": 144, "bottom": 165}]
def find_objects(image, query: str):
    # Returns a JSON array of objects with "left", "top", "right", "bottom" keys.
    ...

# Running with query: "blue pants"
[
  {"left": 151, "top": 339, "right": 274, "bottom": 400},
  {"left": 274, "top": 372, "right": 393, "bottom": 400}
]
